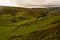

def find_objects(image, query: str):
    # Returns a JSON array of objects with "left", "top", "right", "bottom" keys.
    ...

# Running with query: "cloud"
[{"left": 0, "top": 0, "right": 60, "bottom": 8}]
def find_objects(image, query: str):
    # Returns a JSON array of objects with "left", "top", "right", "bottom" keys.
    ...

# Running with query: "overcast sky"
[{"left": 0, "top": 0, "right": 60, "bottom": 8}]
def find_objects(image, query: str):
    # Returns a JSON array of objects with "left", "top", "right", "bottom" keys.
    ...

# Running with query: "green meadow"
[{"left": 0, "top": 7, "right": 60, "bottom": 40}]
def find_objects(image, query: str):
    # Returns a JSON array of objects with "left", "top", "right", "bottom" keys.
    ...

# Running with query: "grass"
[{"left": 0, "top": 8, "right": 60, "bottom": 40}]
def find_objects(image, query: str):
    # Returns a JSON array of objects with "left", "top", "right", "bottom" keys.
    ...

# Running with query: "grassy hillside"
[{"left": 0, "top": 6, "right": 60, "bottom": 40}]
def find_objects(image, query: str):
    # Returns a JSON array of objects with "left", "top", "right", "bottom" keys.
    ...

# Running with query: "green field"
[{"left": 0, "top": 7, "right": 60, "bottom": 40}]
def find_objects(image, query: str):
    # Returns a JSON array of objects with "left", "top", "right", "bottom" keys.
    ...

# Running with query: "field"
[{"left": 0, "top": 6, "right": 60, "bottom": 40}]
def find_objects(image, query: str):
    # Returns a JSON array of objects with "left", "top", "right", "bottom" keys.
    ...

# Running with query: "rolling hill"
[{"left": 0, "top": 6, "right": 60, "bottom": 40}]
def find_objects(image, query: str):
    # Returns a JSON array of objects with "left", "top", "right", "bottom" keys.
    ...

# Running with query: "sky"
[{"left": 0, "top": 0, "right": 60, "bottom": 8}]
